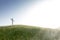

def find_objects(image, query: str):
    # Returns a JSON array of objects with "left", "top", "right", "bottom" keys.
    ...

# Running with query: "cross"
[{"left": 11, "top": 18, "right": 14, "bottom": 26}]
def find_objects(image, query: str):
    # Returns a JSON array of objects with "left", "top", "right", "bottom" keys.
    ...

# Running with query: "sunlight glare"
[{"left": 18, "top": 0, "right": 60, "bottom": 29}]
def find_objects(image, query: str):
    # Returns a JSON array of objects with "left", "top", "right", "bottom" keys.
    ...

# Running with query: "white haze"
[{"left": 17, "top": 0, "right": 60, "bottom": 29}]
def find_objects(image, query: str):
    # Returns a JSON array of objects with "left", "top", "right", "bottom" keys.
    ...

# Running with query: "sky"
[
  {"left": 0, "top": 0, "right": 36, "bottom": 25},
  {"left": 0, "top": 0, "right": 60, "bottom": 29}
]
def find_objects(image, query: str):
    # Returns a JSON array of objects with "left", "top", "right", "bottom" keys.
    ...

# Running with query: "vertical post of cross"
[{"left": 11, "top": 18, "right": 14, "bottom": 26}]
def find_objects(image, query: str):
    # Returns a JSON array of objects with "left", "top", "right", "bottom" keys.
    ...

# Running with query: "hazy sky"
[
  {"left": 0, "top": 0, "right": 60, "bottom": 29},
  {"left": 0, "top": 0, "right": 36, "bottom": 25}
]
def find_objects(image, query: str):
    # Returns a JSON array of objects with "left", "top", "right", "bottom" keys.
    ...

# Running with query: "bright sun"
[{"left": 18, "top": 0, "right": 60, "bottom": 29}]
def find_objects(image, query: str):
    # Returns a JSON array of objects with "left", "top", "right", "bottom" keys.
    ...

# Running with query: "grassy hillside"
[{"left": 0, "top": 25, "right": 60, "bottom": 40}]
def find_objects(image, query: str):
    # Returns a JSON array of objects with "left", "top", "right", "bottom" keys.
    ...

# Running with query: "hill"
[{"left": 0, "top": 25, "right": 60, "bottom": 40}]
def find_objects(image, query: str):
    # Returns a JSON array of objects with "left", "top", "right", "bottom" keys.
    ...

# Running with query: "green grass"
[
  {"left": 0, "top": 25, "right": 60, "bottom": 40},
  {"left": 0, "top": 25, "right": 41, "bottom": 40}
]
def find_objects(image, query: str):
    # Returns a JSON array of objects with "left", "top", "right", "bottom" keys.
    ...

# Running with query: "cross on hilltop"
[{"left": 11, "top": 18, "right": 14, "bottom": 26}]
